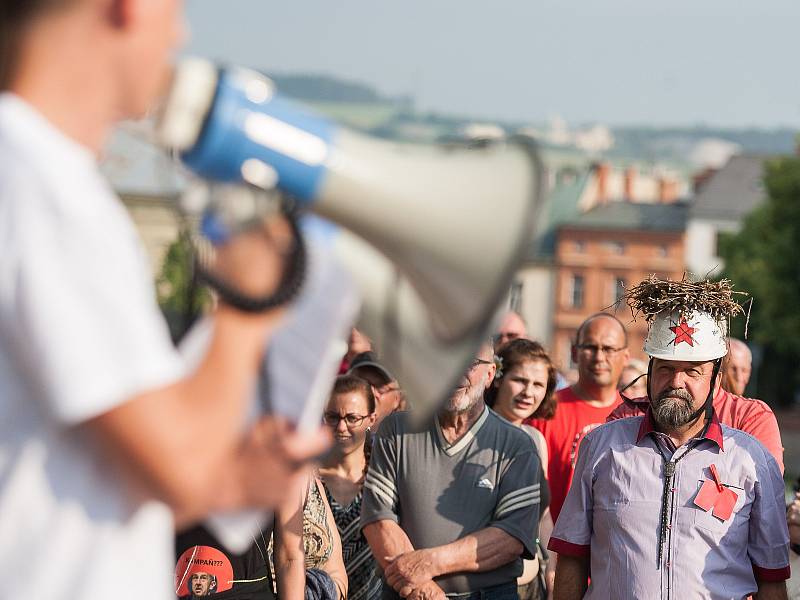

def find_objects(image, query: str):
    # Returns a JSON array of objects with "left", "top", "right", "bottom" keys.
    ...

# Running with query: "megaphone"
[
  {"left": 332, "top": 227, "right": 500, "bottom": 416},
  {"left": 156, "top": 58, "right": 545, "bottom": 413}
]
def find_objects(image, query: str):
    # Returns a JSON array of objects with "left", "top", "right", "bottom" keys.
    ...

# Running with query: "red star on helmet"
[{"left": 669, "top": 318, "right": 696, "bottom": 346}]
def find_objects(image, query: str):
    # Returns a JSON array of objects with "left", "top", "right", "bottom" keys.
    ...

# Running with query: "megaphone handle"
[{"left": 196, "top": 213, "right": 307, "bottom": 313}]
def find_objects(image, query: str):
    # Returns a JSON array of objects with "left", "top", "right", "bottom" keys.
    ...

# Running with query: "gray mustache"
[{"left": 657, "top": 388, "right": 693, "bottom": 403}]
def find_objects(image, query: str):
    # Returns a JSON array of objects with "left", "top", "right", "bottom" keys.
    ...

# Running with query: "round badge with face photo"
[{"left": 175, "top": 545, "right": 234, "bottom": 597}]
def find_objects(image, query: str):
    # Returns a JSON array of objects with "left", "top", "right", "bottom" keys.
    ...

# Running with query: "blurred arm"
[{"left": 87, "top": 223, "right": 330, "bottom": 524}]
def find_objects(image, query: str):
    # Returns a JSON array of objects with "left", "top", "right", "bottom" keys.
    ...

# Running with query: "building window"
[
  {"left": 574, "top": 240, "right": 585, "bottom": 253},
  {"left": 509, "top": 281, "right": 523, "bottom": 314},
  {"left": 608, "top": 241, "right": 625, "bottom": 255},
  {"left": 657, "top": 244, "right": 668, "bottom": 258},
  {"left": 569, "top": 274, "right": 584, "bottom": 308}
]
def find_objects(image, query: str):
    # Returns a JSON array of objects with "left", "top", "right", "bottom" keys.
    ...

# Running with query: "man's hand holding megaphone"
[{"left": 210, "top": 212, "right": 292, "bottom": 307}]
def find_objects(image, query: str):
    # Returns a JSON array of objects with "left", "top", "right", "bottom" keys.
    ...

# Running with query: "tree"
[
  {"left": 156, "top": 233, "right": 210, "bottom": 343},
  {"left": 719, "top": 156, "right": 800, "bottom": 407}
]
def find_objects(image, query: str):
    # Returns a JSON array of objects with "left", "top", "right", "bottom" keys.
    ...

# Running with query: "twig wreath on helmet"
[
  {"left": 617, "top": 273, "right": 751, "bottom": 424},
  {"left": 619, "top": 274, "right": 750, "bottom": 361},
  {"left": 620, "top": 274, "right": 748, "bottom": 328}
]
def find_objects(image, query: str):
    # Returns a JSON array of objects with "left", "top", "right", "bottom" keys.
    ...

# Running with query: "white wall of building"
[
  {"left": 685, "top": 218, "right": 740, "bottom": 278},
  {"left": 515, "top": 264, "right": 555, "bottom": 350}
]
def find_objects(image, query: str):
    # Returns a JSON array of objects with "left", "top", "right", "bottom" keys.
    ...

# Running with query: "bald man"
[
  {"left": 529, "top": 313, "right": 629, "bottom": 524},
  {"left": 494, "top": 311, "right": 528, "bottom": 350},
  {"left": 723, "top": 338, "right": 753, "bottom": 396}
]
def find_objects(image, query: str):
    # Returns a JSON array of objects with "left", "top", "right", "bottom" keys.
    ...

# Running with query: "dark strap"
[
  {"left": 197, "top": 211, "right": 306, "bottom": 313},
  {"left": 656, "top": 444, "right": 692, "bottom": 567}
]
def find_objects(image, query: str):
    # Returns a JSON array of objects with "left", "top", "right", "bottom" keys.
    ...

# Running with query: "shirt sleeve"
[
  {"left": 548, "top": 431, "right": 595, "bottom": 557},
  {"left": 0, "top": 176, "right": 183, "bottom": 424},
  {"left": 739, "top": 402, "right": 784, "bottom": 474},
  {"left": 488, "top": 441, "right": 542, "bottom": 560},
  {"left": 360, "top": 418, "right": 401, "bottom": 528},
  {"left": 748, "top": 446, "right": 790, "bottom": 581}
]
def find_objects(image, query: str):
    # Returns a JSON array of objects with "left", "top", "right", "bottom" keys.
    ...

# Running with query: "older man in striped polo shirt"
[{"left": 362, "top": 341, "right": 543, "bottom": 600}]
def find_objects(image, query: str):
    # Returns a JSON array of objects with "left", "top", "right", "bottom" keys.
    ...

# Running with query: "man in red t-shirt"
[
  {"left": 529, "top": 313, "right": 630, "bottom": 524},
  {"left": 608, "top": 384, "right": 784, "bottom": 473}
]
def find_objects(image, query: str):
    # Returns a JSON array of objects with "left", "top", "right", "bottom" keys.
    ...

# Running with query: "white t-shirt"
[{"left": 0, "top": 94, "right": 185, "bottom": 599}]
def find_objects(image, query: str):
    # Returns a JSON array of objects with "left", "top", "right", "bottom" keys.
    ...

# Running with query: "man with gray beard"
[
  {"left": 550, "top": 280, "right": 789, "bottom": 600},
  {"left": 651, "top": 385, "right": 696, "bottom": 429},
  {"left": 362, "top": 342, "right": 543, "bottom": 600}
]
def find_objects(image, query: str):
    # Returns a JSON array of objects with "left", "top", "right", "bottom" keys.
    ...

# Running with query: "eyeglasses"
[
  {"left": 323, "top": 413, "right": 371, "bottom": 427},
  {"left": 576, "top": 344, "right": 626, "bottom": 356},
  {"left": 468, "top": 358, "right": 493, "bottom": 371}
]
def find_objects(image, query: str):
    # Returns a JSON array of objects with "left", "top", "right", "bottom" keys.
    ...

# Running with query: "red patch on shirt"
[
  {"left": 694, "top": 464, "right": 739, "bottom": 521},
  {"left": 694, "top": 479, "right": 719, "bottom": 512},
  {"left": 713, "top": 488, "right": 738, "bottom": 521}
]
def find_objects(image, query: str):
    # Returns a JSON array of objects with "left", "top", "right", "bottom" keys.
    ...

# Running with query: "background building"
[
  {"left": 685, "top": 154, "right": 769, "bottom": 278},
  {"left": 551, "top": 201, "right": 688, "bottom": 368}
]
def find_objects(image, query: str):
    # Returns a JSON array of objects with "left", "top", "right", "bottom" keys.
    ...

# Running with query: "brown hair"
[
  {"left": 486, "top": 338, "right": 558, "bottom": 420},
  {"left": 330, "top": 374, "right": 375, "bottom": 480},
  {"left": 0, "top": 0, "right": 76, "bottom": 88},
  {"left": 331, "top": 373, "right": 376, "bottom": 414}
]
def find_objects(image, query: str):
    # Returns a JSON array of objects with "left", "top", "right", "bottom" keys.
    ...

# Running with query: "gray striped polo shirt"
[{"left": 361, "top": 405, "right": 542, "bottom": 594}]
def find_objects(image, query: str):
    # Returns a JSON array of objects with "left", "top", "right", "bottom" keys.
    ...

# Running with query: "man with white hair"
[
  {"left": 494, "top": 311, "right": 528, "bottom": 350},
  {"left": 362, "top": 342, "right": 543, "bottom": 600},
  {"left": 723, "top": 337, "right": 753, "bottom": 396},
  {"left": 551, "top": 278, "right": 789, "bottom": 600}
]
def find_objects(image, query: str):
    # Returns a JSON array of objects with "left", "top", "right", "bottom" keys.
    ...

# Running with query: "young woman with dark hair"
[
  {"left": 485, "top": 338, "right": 558, "bottom": 600},
  {"left": 318, "top": 375, "right": 382, "bottom": 600}
]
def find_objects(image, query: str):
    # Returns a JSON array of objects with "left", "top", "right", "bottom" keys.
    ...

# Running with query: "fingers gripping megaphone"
[{"left": 156, "top": 58, "right": 545, "bottom": 413}]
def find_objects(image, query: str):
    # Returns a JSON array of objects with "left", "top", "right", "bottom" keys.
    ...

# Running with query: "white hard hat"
[{"left": 643, "top": 310, "right": 728, "bottom": 362}]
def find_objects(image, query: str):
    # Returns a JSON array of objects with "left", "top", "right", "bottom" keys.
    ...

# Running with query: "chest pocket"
[
  {"left": 594, "top": 448, "right": 662, "bottom": 508},
  {"left": 692, "top": 479, "right": 750, "bottom": 534}
]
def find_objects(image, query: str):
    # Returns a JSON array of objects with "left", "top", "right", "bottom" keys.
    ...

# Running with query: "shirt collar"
[
  {"left": 636, "top": 406, "right": 724, "bottom": 450},
  {"left": 435, "top": 405, "right": 489, "bottom": 456}
]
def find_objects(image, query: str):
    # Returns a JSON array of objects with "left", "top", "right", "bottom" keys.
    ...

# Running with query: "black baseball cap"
[{"left": 347, "top": 351, "right": 395, "bottom": 384}]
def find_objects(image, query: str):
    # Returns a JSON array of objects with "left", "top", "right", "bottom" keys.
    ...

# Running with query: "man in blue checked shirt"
[{"left": 551, "top": 280, "right": 789, "bottom": 600}]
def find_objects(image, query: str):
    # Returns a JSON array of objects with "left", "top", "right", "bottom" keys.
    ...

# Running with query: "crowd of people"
[
  {"left": 0, "top": 1, "right": 795, "bottom": 599},
  {"left": 172, "top": 308, "right": 793, "bottom": 600}
]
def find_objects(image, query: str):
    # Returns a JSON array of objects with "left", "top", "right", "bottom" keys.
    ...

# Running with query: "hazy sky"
[{"left": 185, "top": 1, "right": 800, "bottom": 128}]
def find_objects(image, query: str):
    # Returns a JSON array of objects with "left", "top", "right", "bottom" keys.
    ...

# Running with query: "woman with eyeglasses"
[
  {"left": 485, "top": 338, "right": 557, "bottom": 600},
  {"left": 318, "top": 375, "right": 383, "bottom": 600}
]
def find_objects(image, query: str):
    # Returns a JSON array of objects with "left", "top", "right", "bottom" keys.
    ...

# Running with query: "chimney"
[
  {"left": 594, "top": 162, "right": 610, "bottom": 205},
  {"left": 658, "top": 177, "right": 679, "bottom": 204},
  {"left": 623, "top": 166, "right": 636, "bottom": 202},
  {"left": 692, "top": 167, "right": 717, "bottom": 194}
]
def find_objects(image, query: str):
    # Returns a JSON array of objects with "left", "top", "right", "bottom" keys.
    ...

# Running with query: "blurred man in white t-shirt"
[{"left": 0, "top": 1, "right": 329, "bottom": 598}]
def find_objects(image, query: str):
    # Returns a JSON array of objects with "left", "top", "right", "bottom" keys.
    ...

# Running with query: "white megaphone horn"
[{"left": 155, "top": 57, "right": 545, "bottom": 412}]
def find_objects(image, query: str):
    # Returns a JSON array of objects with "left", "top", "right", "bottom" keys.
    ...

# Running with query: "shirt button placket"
[{"left": 664, "top": 458, "right": 682, "bottom": 600}]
